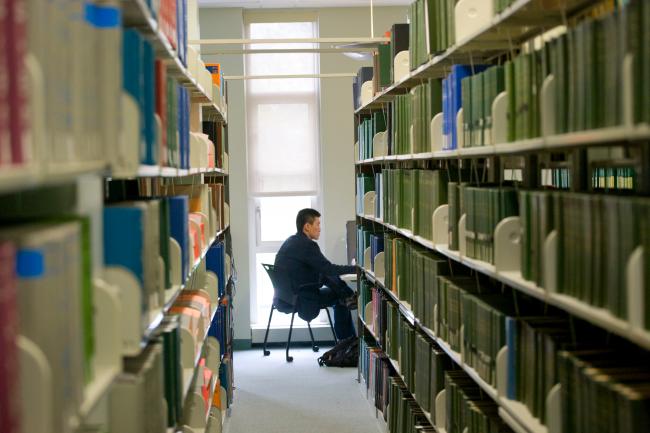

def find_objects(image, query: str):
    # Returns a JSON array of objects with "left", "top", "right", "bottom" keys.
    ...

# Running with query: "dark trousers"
[{"left": 318, "top": 276, "right": 356, "bottom": 340}]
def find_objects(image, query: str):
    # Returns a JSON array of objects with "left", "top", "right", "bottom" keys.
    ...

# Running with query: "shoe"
[{"left": 340, "top": 294, "right": 358, "bottom": 310}]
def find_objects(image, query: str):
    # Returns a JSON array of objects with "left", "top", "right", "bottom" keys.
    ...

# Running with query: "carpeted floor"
[{"left": 224, "top": 346, "right": 383, "bottom": 433}]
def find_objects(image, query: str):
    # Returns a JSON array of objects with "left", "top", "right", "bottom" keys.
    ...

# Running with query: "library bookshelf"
[
  {"left": 354, "top": 1, "right": 650, "bottom": 433},
  {"left": 0, "top": 1, "right": 234, "bottom": 432}
]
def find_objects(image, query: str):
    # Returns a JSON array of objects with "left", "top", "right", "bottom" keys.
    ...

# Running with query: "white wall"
[{"left": 199, "top": 6, "right": 407, "bottom": 341}]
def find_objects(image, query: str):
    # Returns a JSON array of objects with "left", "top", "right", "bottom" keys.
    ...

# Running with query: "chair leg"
[
  {"left": 286, "top": 311, "right": 296, "bottom": 362},
  {"left": 262, "top": 305, "right": 275, "bottom": 356},
  {"left": 325, "top": 307, "right": 337, "bottom": 343},
  {"left": 307, "top": 322, "right": 319, "bottom": 352}
]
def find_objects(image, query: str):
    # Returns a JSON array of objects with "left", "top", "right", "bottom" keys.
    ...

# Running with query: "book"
[
  {"left": 158, "top": 316, "right": 183, "bottom": 427},
  {"left": 0, "top": 1, "right": 10, "bottom": 165},
  {"left": 0, "top": 242, "right": 19, "bottom": 433},
  {"left": 160, "top": 0, "right": 178, "bottom": 49},
  {"left": 390, "top": 23, "right": 410, "bottom": 83},
  {"left": 5, "top": 0, "right": 28, "bottom": 165},
  {"left": 206, "top": 241, "right": 226, "bottom": 298},
  {"left": 0, "top": 222, "right": 85, "bottom": 433}
]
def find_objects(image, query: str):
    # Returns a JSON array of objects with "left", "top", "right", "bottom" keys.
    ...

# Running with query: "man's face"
[{"left": 303, "top": 217, "right": 321, "bottom": 240}]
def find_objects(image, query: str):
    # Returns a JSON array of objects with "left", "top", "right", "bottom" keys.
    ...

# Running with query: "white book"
[{"left": 0, "top": 222, "right": 85, "bottom": 433}]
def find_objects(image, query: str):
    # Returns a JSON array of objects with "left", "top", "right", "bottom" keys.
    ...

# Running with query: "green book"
[
  {"left": 378, "top": 43, "right": 393, "bottom": 88},
  {"left": 505, "top": 60, "right": 516, "bottom": 142},
  {"left": 461, "top": 75, "right": 472, "bottom": 147}
]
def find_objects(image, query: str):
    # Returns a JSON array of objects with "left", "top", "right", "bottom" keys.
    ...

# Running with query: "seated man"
[{"left": 274, "top": 208, "right": 357, "bottom": 340}]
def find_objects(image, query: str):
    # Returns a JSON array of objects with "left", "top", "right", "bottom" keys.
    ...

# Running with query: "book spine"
[
  {"left": 0, "top": 0, "right": 10, "bottom": 165},
  {"left": 0, "top": 242, "right": 19, "bottom": 433},
  {"left": 156, "top": 60, "right": 168, "bottom": 166},
  {"left": 6, "top": 0, "right": 28, "bottom": 164}
]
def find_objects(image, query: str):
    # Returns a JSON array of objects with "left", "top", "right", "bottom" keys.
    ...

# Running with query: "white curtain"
[{"left": 245, "top": 20, "right": 320, "bottom": 196}]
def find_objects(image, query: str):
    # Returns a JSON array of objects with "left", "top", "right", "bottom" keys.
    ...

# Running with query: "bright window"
[
  {"left": 258, "top": 195, "right": 313, "bottom": 243},
  {"left": 246, "top": 20, "right": 320, "bottom": 196},
  {"left": 245, "top": 17, "right": 323, "bottom": 327}
]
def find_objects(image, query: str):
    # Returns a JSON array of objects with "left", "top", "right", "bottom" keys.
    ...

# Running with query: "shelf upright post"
[{"left": 570, "top": 148, "right": 588, "bottom": 192}]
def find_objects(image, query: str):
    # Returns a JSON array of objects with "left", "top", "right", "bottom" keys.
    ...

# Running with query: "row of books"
[
  {"left": 361, "top": 333, "right": 450, "bottom": 432},
  {"left": 147, "top": 0, "right": 189, "bottom": 66},
  {"left": 519, "top": 190, "right": 650, "bottom": 327},
  {"left": 363, "top": 171, "right": 648, "bottom": 328},
  {"left": 461, "top": 66, "right": 505, "bottom": 148},
  {"left": 104, "top": 181, "right": 229, "bottom": 302},
  {"left": 357, "top": 112, "right": 387, "bottom": 161},
  {"left": 411, "top": 80, "right": 442, "bottom": 154},
  {"left": 358, "top": 1, "right": 650, "bottom": 153},
  {"left": 0, "top": 190, "right": 232, "bottom": 433},
  {"left": 542, "top": 167, "right": 571, "bottom": 190},
  {"left": 377, "top": 183, "right": 649, "bottom": 329},
  {"left": 366, "top": 240, "right": 650, "bottom": 431},
  {"left": 111, "top": 313, "right": 228, "bottom": 432},
  {"left": 448, "top": 183, "right": 520, "bottom": 264},
  {"left": 436, "top": 276, "right": 512, "bottom": 387},
  {"left": 127, "top": 29, "right": 226, "bottom": 170},
  {"left": 388, "top": 236, "right": 462, "bottom": 331},
  {"left": 388, "top": 376, "right": 435, "bottom": 433},
  {"left": 463, "top": 186, "right": 518, "bottom": 264},
  {"left": 356, "top": 226, "right": 385, "bottom": 273},
  {"left": 0, "top": 0, "right": 226, "bottom": 174},
  {"left": 444, "top": 370, "right": 515, "bottom": 433},
  {"left": 2, "top": 0, "right": 124, "bottom": 168},
  {"left": 353, "top": 24, "right": 410, "bottom": 109},
  {"left": 382, "top": 169, "right": 450, "bottom": 239},
  {"left": 459, "top": 0, "right": 650, "bottom": 146},
  {"left": 355, "top": 174, "right": 375, "bottom": 216},
  {"left": 386, "top": 301, "right": 453, "bottom": 419},
  {"left": 366, "top": 248, "right": 650, "bottom": 432},
  {"left": 359, "top": 338, "right": 390, "bottom": 417},
  {"left": 409, "top": 0, "right": 455, "bottom": 70},
  {"left": 591, "top": 166, "right": 635, "bottom": 191},
  {"left": 392, "top": 94, "right": 412, "bottom": 155}
]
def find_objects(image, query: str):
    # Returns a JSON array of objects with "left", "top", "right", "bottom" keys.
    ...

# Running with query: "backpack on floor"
[{"left": 317, "top": 336, "right": 359, "bottom": 367}]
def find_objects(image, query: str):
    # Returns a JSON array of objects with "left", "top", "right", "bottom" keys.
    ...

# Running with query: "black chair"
[{"left": 261, "top": 263, "right": 338, "bottom": 362}]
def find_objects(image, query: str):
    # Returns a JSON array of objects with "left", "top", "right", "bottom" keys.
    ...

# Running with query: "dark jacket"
[{"left": 274, "top": 232, "right": 356, "bottom": 321}]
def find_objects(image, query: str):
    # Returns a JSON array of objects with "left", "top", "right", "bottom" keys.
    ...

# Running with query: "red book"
[
  {"left": 6, "top": 0, "right": 28, "bottom": 164},
  {"left": 0, "top": 0, "right": 11, "bottom": 165},
  {"left": 155, "top": 60, "right": 168, "bottom": 165},
  {"left": 0, "top": 241, "right": 19, "bottom": 433},
  {"left": 160, "top": 0, "right": 178, "bottom": 50}
]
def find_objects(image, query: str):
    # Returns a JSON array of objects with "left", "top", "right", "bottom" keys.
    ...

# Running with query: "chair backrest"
[{"left": 261, "top": 263, "right": 295, "bottom": 305}]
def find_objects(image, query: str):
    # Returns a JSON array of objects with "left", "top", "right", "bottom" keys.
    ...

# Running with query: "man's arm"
[{"left": 302, "top": 240, "right": 356, "bottom": 277}]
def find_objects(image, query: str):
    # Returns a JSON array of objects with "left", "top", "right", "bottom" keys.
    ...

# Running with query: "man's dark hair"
[{"left": 296, "top": 208, "right": 321, "bottom": 233}]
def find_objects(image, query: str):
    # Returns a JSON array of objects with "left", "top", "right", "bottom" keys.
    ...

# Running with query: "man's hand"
[{"left": 351, "top": 257, "right": 356, "bottom": 266}]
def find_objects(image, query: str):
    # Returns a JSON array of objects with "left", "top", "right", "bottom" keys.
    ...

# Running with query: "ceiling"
[{"left": 198, "top": 0, "right": 411, "bottom": 8}]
